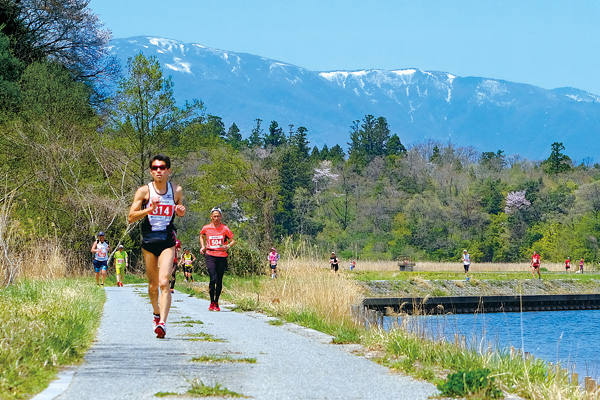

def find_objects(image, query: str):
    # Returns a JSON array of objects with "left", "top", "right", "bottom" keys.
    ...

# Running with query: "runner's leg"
[
  {"left": 157, "top": 247, "right": 174, "bottom": 323},
  {"left": 214, "top": 257, "right": 227, "bottom": 304},
  {"left": 144, "top": 249, "right": 160, "bottom": 315},
  {"left": 206, "top": 256, "right": 217, "bottom": 303}
]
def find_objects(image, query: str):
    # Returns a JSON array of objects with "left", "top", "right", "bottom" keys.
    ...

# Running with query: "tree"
[
  {"left": 480, "top": 150, "right": 506, "bottom": 172},
  {"left": 327, "top": 144, "right": 346, "bottom": 164},
  {"left": 225, "top": 122, "right": 243, "bottom": 150},
  {"left": 386, "top": 134, "right": 407, "bottom": 156},
  {"left": 0, "top": 32, "right": 25, "bottom": 117},
  {"left": 348, "top": 115, "right": 392, "bottom": 168},
  {"left": 263, "top": 120, "right": 286, "bottom": 148},
  {"left": 505, "top": 190, "right": 531, "bottom": 214},
  {"left": 429, "top": 145, "right": 441, "bottom": 164},
  {"left": 542, "top": 142, "right": 572, "bottom": 174},
  {"left": 289, "top": 126, "right": 310, "bottom": 160},
  {"left": 248, "top": 118, "right": 263, "bottom": 148},
  {"left": 108, "top": 52, "right": 203, "bottom": 185},
  {"left": 2, "top": 0, "right": 119, "bottom": 100}
]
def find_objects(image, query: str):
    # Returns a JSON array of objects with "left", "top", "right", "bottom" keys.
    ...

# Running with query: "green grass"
[
  {"left": 181, "top": 332, "right": 225, "bottom": 342},
  {"left": 154, "top": 391, "right": 178, "bottom": 397},
  {"left": 0, "top": 279, "right": 105, "bottom": 399},
  {"left": 282, "top": 310, "right": 362, "bottom": 344},
  {"left": 172, "top": 319, "right": 204, "bottom": 326},
  {"left": 352, "top": 270, "right": 600, "bottom": 282},
  {"left": 187, "top": 379, "right": 246, "bottom": 397},
  {"left": 102, "top": 273, "right": 148, "bottom": 287},
  {"left": 190, "top": 354, "right": 256, "bottom": 364},
  {"left": 268, "top": 319, "right": 283, "bottom": 326},
  {"left": 364, "top": 328, "right": 582, "bottom": 399}
]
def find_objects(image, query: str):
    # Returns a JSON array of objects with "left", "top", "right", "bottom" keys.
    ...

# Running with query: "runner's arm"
[
  {"left": 128, "top": 186, "right": 153, "bottom": 223},
  {"left": 199, "top": 234, "right": 206, "bottom": 254},
  {"left": 174, "top": 185, "right": 186, "bottom": 217},
  {"left": 91, "top": 240, "right": 98, "bottom": 253}
]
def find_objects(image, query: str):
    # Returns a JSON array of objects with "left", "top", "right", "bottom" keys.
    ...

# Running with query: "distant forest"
[{"left": 2, "top": 0, "right": 600, "bottom": 274}]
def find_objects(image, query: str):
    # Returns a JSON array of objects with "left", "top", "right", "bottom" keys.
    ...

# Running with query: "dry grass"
[
  {"left": 227, "top": 258, "right": 364, "bottom": 324},
  {"left": 352, "top": 260, "right": 567, "bottom": 272},
  {"left": 0, "top": 192, "right": 75, "bottom": 286}
]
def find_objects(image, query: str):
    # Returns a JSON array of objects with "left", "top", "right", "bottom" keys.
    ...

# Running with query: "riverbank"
[{"left": 359, "top": 274, "right": 600, "bottom": 297}]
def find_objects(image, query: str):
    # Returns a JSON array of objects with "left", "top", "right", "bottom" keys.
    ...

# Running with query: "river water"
[{"left": 384, "top": 310, "right": 600, "bottom": 380}]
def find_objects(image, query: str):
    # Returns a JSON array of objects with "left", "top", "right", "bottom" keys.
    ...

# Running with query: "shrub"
[
  {"left": 227, "top": 242, "right": 264, "bottom": 276},
  {"left": 437, "top": 368, "right": 502, "bottom": 399}
]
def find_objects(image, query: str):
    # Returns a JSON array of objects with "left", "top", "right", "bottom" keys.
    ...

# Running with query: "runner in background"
[
  {"left": 128, "top": 154, "right": 186, "bottom": 339},
  {"left": 180, "top": 248, "right": 196, "bottom": 283},
  {"left": 199, "top": 207, "right": 235, "bottom": 312},
  {"left": 565, "top": 257, "right": 571, "bottom": 273},
  {"left": 580, "top": 258, "right": 584, "bottom": 274},
  {"left": 268, "top": 247, "right": 280, "bottom": 279},
  {"left": 91, "top": 231, "right": 109, "bottom": 287},
  {"left": 330, "top": 252, "right": 339, "bottom": 273},
  {"left": 113, "top": 244, "right": 128, "bottom": 287},
  {"left": 530, "top": 250, "right": 541, "bottom": 279},
  {"left": 462, "top": 249, "right": 471, "bottom": 281},
  {"left": 170, "top": 239, "right": 181, "bottom": 293}
]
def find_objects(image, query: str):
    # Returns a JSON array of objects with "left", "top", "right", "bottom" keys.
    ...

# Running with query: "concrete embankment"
[{"left": 364, "top": 293, "right": 600, "bottom": 314}]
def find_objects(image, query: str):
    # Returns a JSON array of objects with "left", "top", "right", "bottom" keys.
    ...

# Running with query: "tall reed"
[{"left": 227, "top": 257, "right": 363, "bottom": 325}]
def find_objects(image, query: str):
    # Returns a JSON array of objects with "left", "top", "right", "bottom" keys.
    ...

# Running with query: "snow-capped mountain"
[{"left": 110, "top": 36, "right": 600, "bottom": 160}]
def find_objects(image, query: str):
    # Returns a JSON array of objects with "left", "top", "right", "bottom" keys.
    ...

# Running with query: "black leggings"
[
  {"left": 170, "top": 262, "right": 177, "bottom": 290},
  {"left": 205, "top": 254, "right": 227, "bottom": 303}
]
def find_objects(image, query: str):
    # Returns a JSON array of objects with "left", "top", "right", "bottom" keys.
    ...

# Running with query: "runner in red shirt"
[
  {"left": 530, "top": 250, "right": 541, "bottom": 279},
  {"left": 565, "top": 257, "right": 571, "bottom": 273},
  {"left": 199, "top": 207, "right": 236, "bottom": 312}
]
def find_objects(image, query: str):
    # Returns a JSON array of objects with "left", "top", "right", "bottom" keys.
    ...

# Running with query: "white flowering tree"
[{"left": 504, "top": 190, "right": 531, "bottom": 214}]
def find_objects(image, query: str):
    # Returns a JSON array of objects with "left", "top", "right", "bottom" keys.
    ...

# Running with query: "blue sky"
[{"left": 89, "top": 0, "right": 600, "bottom": 95}]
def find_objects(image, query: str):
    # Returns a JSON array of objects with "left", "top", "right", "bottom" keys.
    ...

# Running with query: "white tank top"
[
  {"left": 145, "top": 182, "right": 176, "bottom": 232},
  {"left": 95, "top": 241, "right": 109, "bottom": 261}
]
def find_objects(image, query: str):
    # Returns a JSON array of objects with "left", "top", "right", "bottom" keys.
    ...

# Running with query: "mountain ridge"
[{"left": 109, "top": 36, "right": 600, "bottom": 161}]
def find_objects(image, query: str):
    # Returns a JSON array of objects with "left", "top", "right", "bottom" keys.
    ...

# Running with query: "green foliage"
[
  {"left": 227, "top": 242, "right": 264, "bottom": 277},
  {"left": 437, "top": 368, "right": 502, "bottom": 399},
  {"left": 348, "top": 115, "right": 396, "bottom": 168},
  {"left": 108, "top": 52, "right": 204, "bottom": 185},
  {"left": 542, "top": 142, "right": 572, "bottom": 174}
]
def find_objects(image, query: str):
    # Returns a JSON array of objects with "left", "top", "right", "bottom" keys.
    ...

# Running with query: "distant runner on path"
[
  {"left": 580, "top": 258, "right": 584, "bottom": 274},
  {"left": 113, "top": 244, "right": 128, "bottom": 287},
  {"left": 462, "top": 249, "right": 471, "bottom": 281},
  {"left": 128, "top": 154, "right": 186, "bottom": 338},
  {"left": 530, "top": 250, "right": 541, "bottom": 279},
  {"left": 268, "top": 247, "right": 279, "bottom": 279},
  {"left": 199, "top": 207, "right": 235, "bottom": 312},
  {"left": 180, "top": 248, "right": 196, "bottom": 283},
  {"left": 565, "top": 257, "right": 571, "bottom": 273},
  {"left": 91, "top": 231, "right": 109, "bottom": 287}
]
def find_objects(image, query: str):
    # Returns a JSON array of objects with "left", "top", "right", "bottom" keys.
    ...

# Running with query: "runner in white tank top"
[{"left": 128, "top": 155, "right": 186, "bottom": 339}]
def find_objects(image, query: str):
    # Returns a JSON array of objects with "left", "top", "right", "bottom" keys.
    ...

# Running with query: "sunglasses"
[{"left": 150, "top": 165, "right": 168, "bottom": 171}]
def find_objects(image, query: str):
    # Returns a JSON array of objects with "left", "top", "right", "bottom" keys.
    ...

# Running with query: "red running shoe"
[
  {"left": 155, "top": 322, "right": 166, "bottom": 338},
  {"left": 153, "top": 314, "right": 160, "bottom": 330},
  {"left": 214, "top": 303, "right": 220, "bottom": 312},
  {"left": 208, "top": 302, "right": 215, "bottom": 311}
]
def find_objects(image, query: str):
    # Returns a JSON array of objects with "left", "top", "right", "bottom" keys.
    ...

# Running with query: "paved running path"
[{"left": 40, "top": 284, "right": 438, "bottom": 400}]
